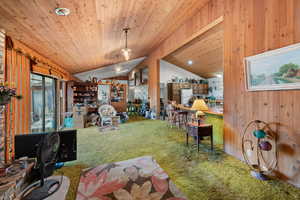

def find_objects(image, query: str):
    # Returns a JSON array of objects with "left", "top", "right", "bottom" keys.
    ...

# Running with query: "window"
[{"left": 31, "top": 73, "right": 57, "bottom": 132}]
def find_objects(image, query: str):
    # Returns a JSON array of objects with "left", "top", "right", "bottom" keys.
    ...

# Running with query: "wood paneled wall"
[
  {"left": 133, "top": 0, "right": 300, "bottom": 187},
  {"left": 223, "top": 0, "right": 300, "bottom": 187},
  {"left": 5, "top": 45, "right": 31, "bottom": 161}
]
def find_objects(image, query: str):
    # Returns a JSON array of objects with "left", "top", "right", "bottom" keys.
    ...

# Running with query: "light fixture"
[
  {"left": 191, "top": 99, "right": 209, "bottom": 111},
  {"left": 55, "top": 7, "right": 70, "bottom": 16},
  {"left": 116, "top": 69, "right": 129, "bottom": 74},
  {"left": 116, "top": 67, "right": 121, "bottom": 72},
  {"left": 121, "top": 28, "right": 132, "bottom": 61},
  {"left": 187, "top": 60, "right": 193, "bottom": 65},
  {"left": 216, "top": 74, "right": 223, "bottom": 78}
]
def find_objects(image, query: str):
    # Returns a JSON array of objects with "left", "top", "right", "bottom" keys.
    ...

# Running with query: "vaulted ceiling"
[
  {"left": 0, "top": 0, "right": 210, "bottom": 74},
  {"left": 164, "top": 22, "right": 223, "bottom": 78}
]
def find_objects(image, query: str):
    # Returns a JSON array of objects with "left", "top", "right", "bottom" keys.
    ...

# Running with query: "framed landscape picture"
[{"left": 245, "top": 43, "right": 300, "bottom": 91}]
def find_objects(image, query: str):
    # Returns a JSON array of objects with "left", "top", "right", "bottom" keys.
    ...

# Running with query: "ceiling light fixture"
[
  {"left": 121, "top": 28, "right": 132, "bottom": 61},
  {"left": 187, "top": 60, "right": 193, "bottom": 65},
  {"left": 55, "top": 7, "right": 70, "bottom": 16},
  {"left": 216, "top": 74, "right": 223, "bottom": 78},
  {"left": 116, "top": 67, "right": 121, "bottom": 72},
  {"left": 116, "top": 69, "right": 129, "bottom": 74}
]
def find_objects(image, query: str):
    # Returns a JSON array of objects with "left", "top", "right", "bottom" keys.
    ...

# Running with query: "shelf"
[{"left": 74, "top": 90, "right": 97, "bottom": 93}]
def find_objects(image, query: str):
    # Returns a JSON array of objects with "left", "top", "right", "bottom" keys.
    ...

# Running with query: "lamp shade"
[{"left": 191, "top": 99, "right": 208, "bottom": 111}]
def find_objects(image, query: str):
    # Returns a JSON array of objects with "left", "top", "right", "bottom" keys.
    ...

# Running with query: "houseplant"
[
  {"left": 0, "top": 82, "right": 22, "bottom": 167},
  {"left": 0, "top": 82, "right": 22, "bottom": 105}
]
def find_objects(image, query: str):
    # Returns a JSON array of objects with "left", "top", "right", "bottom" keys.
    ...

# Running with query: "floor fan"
[
  {"left": 242, "top": 120, "right": 277, "bottom": 180},
  {"left": 22, "top": 131, "right": 61, "bottom": 200}
]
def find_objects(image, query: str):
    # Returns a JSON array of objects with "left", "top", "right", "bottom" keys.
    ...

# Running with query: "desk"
[
  {"left": 0, "top": 159, "right": 35, "bottom": 200},
  {"left": 186, "top": 123, "right": 213, "bottom": 152}
]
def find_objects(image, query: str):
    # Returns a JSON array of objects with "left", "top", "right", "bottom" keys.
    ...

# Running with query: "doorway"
[
  {"left": 161, "top": 22, "right": 224, "bottom": 145},
  {"left": 30, "top": 73, "right": 57, "bottom": 133}
]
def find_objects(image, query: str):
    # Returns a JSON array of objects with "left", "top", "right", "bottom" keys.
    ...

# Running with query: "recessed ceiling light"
[
  {"left": 216, "top": 74, "right": 222, "bottom": 78},
  {"left": 116, "top": 67, "right": 121, "bottom": 72},
  {"left": 55, "top": 8, "right": 70, "bottom": 16},
  {"left": 187, "top": 60, "right": 193, "bottom": 65},
  {"left": 116, "top": 69, "right": 129, "bottom": 74}
]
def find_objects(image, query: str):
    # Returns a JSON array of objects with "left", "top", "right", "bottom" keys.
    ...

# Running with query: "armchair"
[{"left": 98, "top": 104, "right": 117, "bottom": 127}]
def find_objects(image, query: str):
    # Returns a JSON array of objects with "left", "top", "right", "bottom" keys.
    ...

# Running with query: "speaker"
[{"left": 15, "top": 130, "right": 77, "bottom": 163}]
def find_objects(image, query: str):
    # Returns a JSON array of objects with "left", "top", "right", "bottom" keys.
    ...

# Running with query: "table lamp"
[
  {"left": 191, "top": 99, "right": 208, "bottom": 111},
  {"left": 191, "top": 99, "right": 208, "bottom": 125}
]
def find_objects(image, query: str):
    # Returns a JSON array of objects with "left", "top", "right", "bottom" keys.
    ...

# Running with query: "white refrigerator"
[{"left": 181, "top": 88, "right": 193, "bottom": 105}]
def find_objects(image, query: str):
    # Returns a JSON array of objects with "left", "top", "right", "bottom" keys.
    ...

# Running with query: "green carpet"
[{"left": 56, "top": 118, "right": 300, "bottom": 200}]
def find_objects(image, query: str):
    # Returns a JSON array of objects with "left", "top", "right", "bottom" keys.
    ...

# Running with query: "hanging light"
[{"left": 121, "top": 28, "right": 131, "bottom": 61}]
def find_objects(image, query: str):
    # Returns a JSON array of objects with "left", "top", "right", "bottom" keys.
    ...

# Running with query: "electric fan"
[
  {"left": 242, "top": 120, "right": 277, "bottom": 180},
  {"left": 21, "top": 131, "right": 61, "bottom": 200}
]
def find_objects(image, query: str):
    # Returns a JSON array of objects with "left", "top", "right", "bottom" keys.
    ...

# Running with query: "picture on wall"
[{"left": 245, "top": 43, "right": 300, "bottom": 91}]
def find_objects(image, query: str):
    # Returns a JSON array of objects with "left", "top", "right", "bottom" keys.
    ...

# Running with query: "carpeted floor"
[{"left": 56, "top": 118, "right": 300, "bottom": 200}]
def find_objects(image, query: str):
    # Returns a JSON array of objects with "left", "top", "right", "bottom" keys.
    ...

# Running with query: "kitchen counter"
[{"left": 173, "top": 104, "right": 223, "bottom": 117}]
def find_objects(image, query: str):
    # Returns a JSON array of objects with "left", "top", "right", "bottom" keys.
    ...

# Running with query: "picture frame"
[{"left": 245, "top": 42, "right": 300, "bottom": 91}]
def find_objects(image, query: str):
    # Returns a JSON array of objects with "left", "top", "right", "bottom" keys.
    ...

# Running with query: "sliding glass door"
[{"left": 31, "top": 74, "right": 57, "bottom": 133}]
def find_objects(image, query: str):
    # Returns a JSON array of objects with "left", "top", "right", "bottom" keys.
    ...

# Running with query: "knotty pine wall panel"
[
  {"left": 133, "top": 0, "right": 300, "bottom": 187},
  {"left": 223, "top": 0, "right": 300, "bottom": 187},
  {"left": 5, "top": 47, "right": 31, "bottom": 161}
]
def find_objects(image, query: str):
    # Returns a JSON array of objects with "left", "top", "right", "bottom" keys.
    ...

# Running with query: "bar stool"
[
  {"left": 166, "top": 104, "right": 176, "bottom": 127},
  {"left": 173, "top": 110, "right": 188, "bottom": 129}
]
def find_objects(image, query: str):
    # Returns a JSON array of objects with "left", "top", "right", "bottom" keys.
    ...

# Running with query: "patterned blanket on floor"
[{"left": 76, "top": 156, "right": 187, "bottom": 200}]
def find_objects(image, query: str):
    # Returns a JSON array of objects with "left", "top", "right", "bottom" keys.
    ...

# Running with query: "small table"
[{"left": 186, "top": 122, "right": 213, "bottom": 152}]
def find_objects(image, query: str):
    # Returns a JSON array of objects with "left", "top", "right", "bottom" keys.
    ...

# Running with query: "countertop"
[{"left": 173, "top": 104, "right": 223, "bottom": 117}]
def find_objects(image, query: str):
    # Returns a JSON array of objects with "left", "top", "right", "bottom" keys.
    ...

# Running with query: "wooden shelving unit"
[
  {"left": 167, "top": 82, "right": 208, "bottom": 103},
  {"left": 110, "top": 84, "right": 127, "bottom": 112},
  {"left": 72, "top": 82, "right": 98, "bottom": 104}
]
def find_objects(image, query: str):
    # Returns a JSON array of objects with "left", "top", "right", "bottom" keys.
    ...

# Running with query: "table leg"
[
  {"left": 197, "top": 135, "right": 200, "bottom": 152},
  {"left": 211, "top": 133, "right": 214, "bottom": 151},
  {"left": 186, "top": 132, "right": 189, "bottom": 146}
]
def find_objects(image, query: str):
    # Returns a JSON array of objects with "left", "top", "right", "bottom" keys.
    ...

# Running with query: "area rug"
[{"left": 76, "top": 156, "right": 187, "bottom": 200}]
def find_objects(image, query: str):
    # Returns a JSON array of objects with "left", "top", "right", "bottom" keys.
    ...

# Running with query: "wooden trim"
[{"left": 161, "top": 16, "right": 224, "bottom": 59}]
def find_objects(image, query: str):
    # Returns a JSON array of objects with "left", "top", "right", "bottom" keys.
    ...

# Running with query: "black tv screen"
[{"left": 15, "top": 130, "right": 77, "bottom": 162}]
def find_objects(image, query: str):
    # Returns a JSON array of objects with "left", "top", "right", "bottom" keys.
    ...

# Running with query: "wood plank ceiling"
[
  {"left": 0, "top": 0, "right": 210, "bottom": 74},
  {"left": 164, "top": 22, "right": 224, "bottom": 78}
]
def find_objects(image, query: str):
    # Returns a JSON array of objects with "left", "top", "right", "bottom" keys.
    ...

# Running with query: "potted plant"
[{"left": 0, "top": 82, "right": 22, "bottom": 105}]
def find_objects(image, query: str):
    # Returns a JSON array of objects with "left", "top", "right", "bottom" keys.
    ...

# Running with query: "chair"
[
  {"left": 98, "top": 104, "right": 117, "bottom": 127},
  {"left": 166, "top": 103, "right": 175, "bottom": 127}
]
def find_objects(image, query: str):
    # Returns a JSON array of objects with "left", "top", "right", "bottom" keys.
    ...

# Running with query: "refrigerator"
[{"left": 180, "top": 88, "right": 193, "bottom": 105}]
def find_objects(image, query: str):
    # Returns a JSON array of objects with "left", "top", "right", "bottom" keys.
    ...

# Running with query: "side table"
[{"left": 186, "top": 122, "right": 213, "bottom": 152}]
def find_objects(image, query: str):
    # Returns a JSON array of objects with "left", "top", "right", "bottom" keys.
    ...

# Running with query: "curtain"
[{"left": 5, "top": 45, "right": 31, "bottom": 162}]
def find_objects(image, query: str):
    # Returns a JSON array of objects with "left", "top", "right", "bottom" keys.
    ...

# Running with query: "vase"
[{"left": 0, "top": 96, "right": 10, "bottom": 106}]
